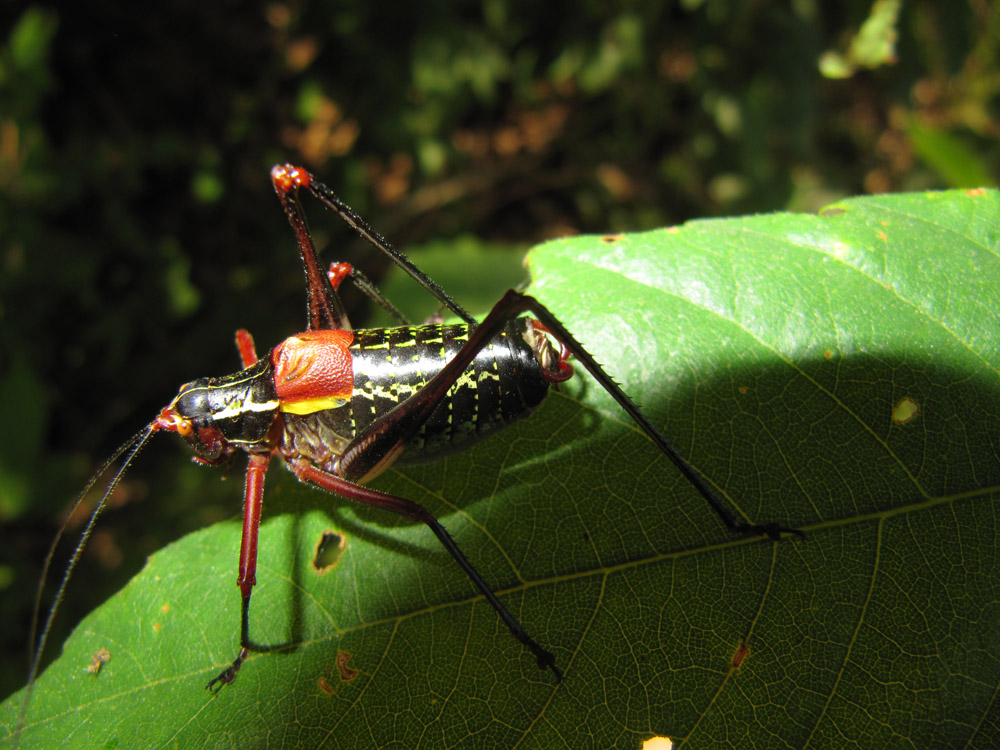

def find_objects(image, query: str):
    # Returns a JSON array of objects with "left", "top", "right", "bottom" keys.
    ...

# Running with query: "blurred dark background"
[{"left": 1, "top": 0, "right": 997, "bottom": 700}]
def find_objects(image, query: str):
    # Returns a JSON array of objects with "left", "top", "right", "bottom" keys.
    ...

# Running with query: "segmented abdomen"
[{"left": 281, "top": 319, "right": 550, "bottom": 473}]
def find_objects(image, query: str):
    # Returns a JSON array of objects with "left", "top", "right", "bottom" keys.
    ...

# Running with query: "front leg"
[{"left": 206, "top": 452, "right": 286, "bottom": 691}]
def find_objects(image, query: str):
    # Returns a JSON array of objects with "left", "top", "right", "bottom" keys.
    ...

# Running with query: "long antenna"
[{"left": 15, "top": 422, "right": 159, "bottom": 745}]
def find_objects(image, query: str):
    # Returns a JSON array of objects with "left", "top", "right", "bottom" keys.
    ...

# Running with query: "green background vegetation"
[{"left": 1, "top": 0, "right": 997, "bottom": 715}]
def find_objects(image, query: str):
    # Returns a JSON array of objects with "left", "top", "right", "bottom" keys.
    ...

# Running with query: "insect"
[{"left": 23, "top": 164, "right": 802, "bottom": 716}]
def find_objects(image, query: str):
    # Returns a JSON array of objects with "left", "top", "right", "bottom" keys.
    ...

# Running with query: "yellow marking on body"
[
  {"left": 389, "top": 382, "right": 419, "bottom": 401},
  {"left": 280, "top": 395, "right": 349, "bottom": 415},
  {"left": 422, "top": 330, "right": 443, "bottom": 346},
  {"left": 453, "top": 370, "right": 476, "bottom": 391},
  {"left": 211, "top": 398, "right": 279, "bottom": 422}
]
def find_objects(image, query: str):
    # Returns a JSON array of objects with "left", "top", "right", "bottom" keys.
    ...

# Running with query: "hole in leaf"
[
  {"left": 892, "top": 397, "right": 920, "bottom": 425},
  {"left": 313, "top": 531, "right": 345, "bottom": 572}
]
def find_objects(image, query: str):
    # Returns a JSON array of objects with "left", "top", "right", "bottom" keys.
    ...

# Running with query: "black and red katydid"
[{"left": 25, "top": 165, "right": 802, "bottom": 705}]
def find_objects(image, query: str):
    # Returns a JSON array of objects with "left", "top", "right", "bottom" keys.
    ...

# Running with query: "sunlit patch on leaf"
[{"left": 642, "top": 736, "right": 672, "bottom": 750}]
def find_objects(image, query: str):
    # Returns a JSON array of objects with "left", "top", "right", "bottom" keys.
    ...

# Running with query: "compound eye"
[
  {"left": 175, "top": 418, "right": 194, "bottom": 437},
  {"left": 174, "top": 380, "right": 211, "bottom": 421}
]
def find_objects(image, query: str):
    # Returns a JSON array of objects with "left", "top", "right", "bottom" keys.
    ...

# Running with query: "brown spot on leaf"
[
  {"left": 86, "top": 648, "right": 111, "bottom": 675},
  {"left": 337, "top": 650, "right": 358, "bottom": 681},
  {"left": 731, "top": 641, "right": 749, "bottom": 669}
]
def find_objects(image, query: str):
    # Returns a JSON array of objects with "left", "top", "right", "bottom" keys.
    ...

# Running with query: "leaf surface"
[{"left": 4, "top": 188, "right": 999, "bottom": 749}]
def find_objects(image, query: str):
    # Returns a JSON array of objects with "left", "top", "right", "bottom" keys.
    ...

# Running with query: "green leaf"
[
  {"left": 375, "top": 236, "right": 530, "bottom": 323},
  {"left": 4, "top": 189, "right": 1000, "bottom": 748},
  {"left": 9, "top": 7, "right": 58, "bottom": 70},
  {"left": 907, "top": 119, "right": 996, "bottom": 189},
  {"left": 819, "top": 0, "right": 900, "bottom": 79}
]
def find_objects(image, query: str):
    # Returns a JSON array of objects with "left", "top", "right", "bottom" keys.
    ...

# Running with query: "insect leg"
[
  {"left": 287, "top": 458, "right": 562, "bottom": 681},
  {"left": 234, "top": 329, "right": 258, "bottom": 367},
  {"left": 207, "top": 451, "right": 281, "bottom": 691},
  {"left": 340, "top": 289, "right": 802, "bottom": 539},
  {"left": 270, "top": 166, "right": 352, "bottom": 332},
  {"left": 327, "top": 261, "right": 411, "bottom": 325},
  {"left": 271, "top": 164, "right": 477, "bottom": 327},
  {"left": 508, "top": 293, "right": 804, "bottom": 540}
]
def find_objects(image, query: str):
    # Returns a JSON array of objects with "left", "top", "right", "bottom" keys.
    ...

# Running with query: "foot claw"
[{"left": 206, "top": 648, "right": 247, "bottom": 691}]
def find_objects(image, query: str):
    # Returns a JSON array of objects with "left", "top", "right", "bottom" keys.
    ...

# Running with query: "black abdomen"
[
  {"left": 352, "top": 320, "right": 549, "bottom": 462},
  {"left": 281, "top": 320, "right": 551, "bottom": 472}
]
